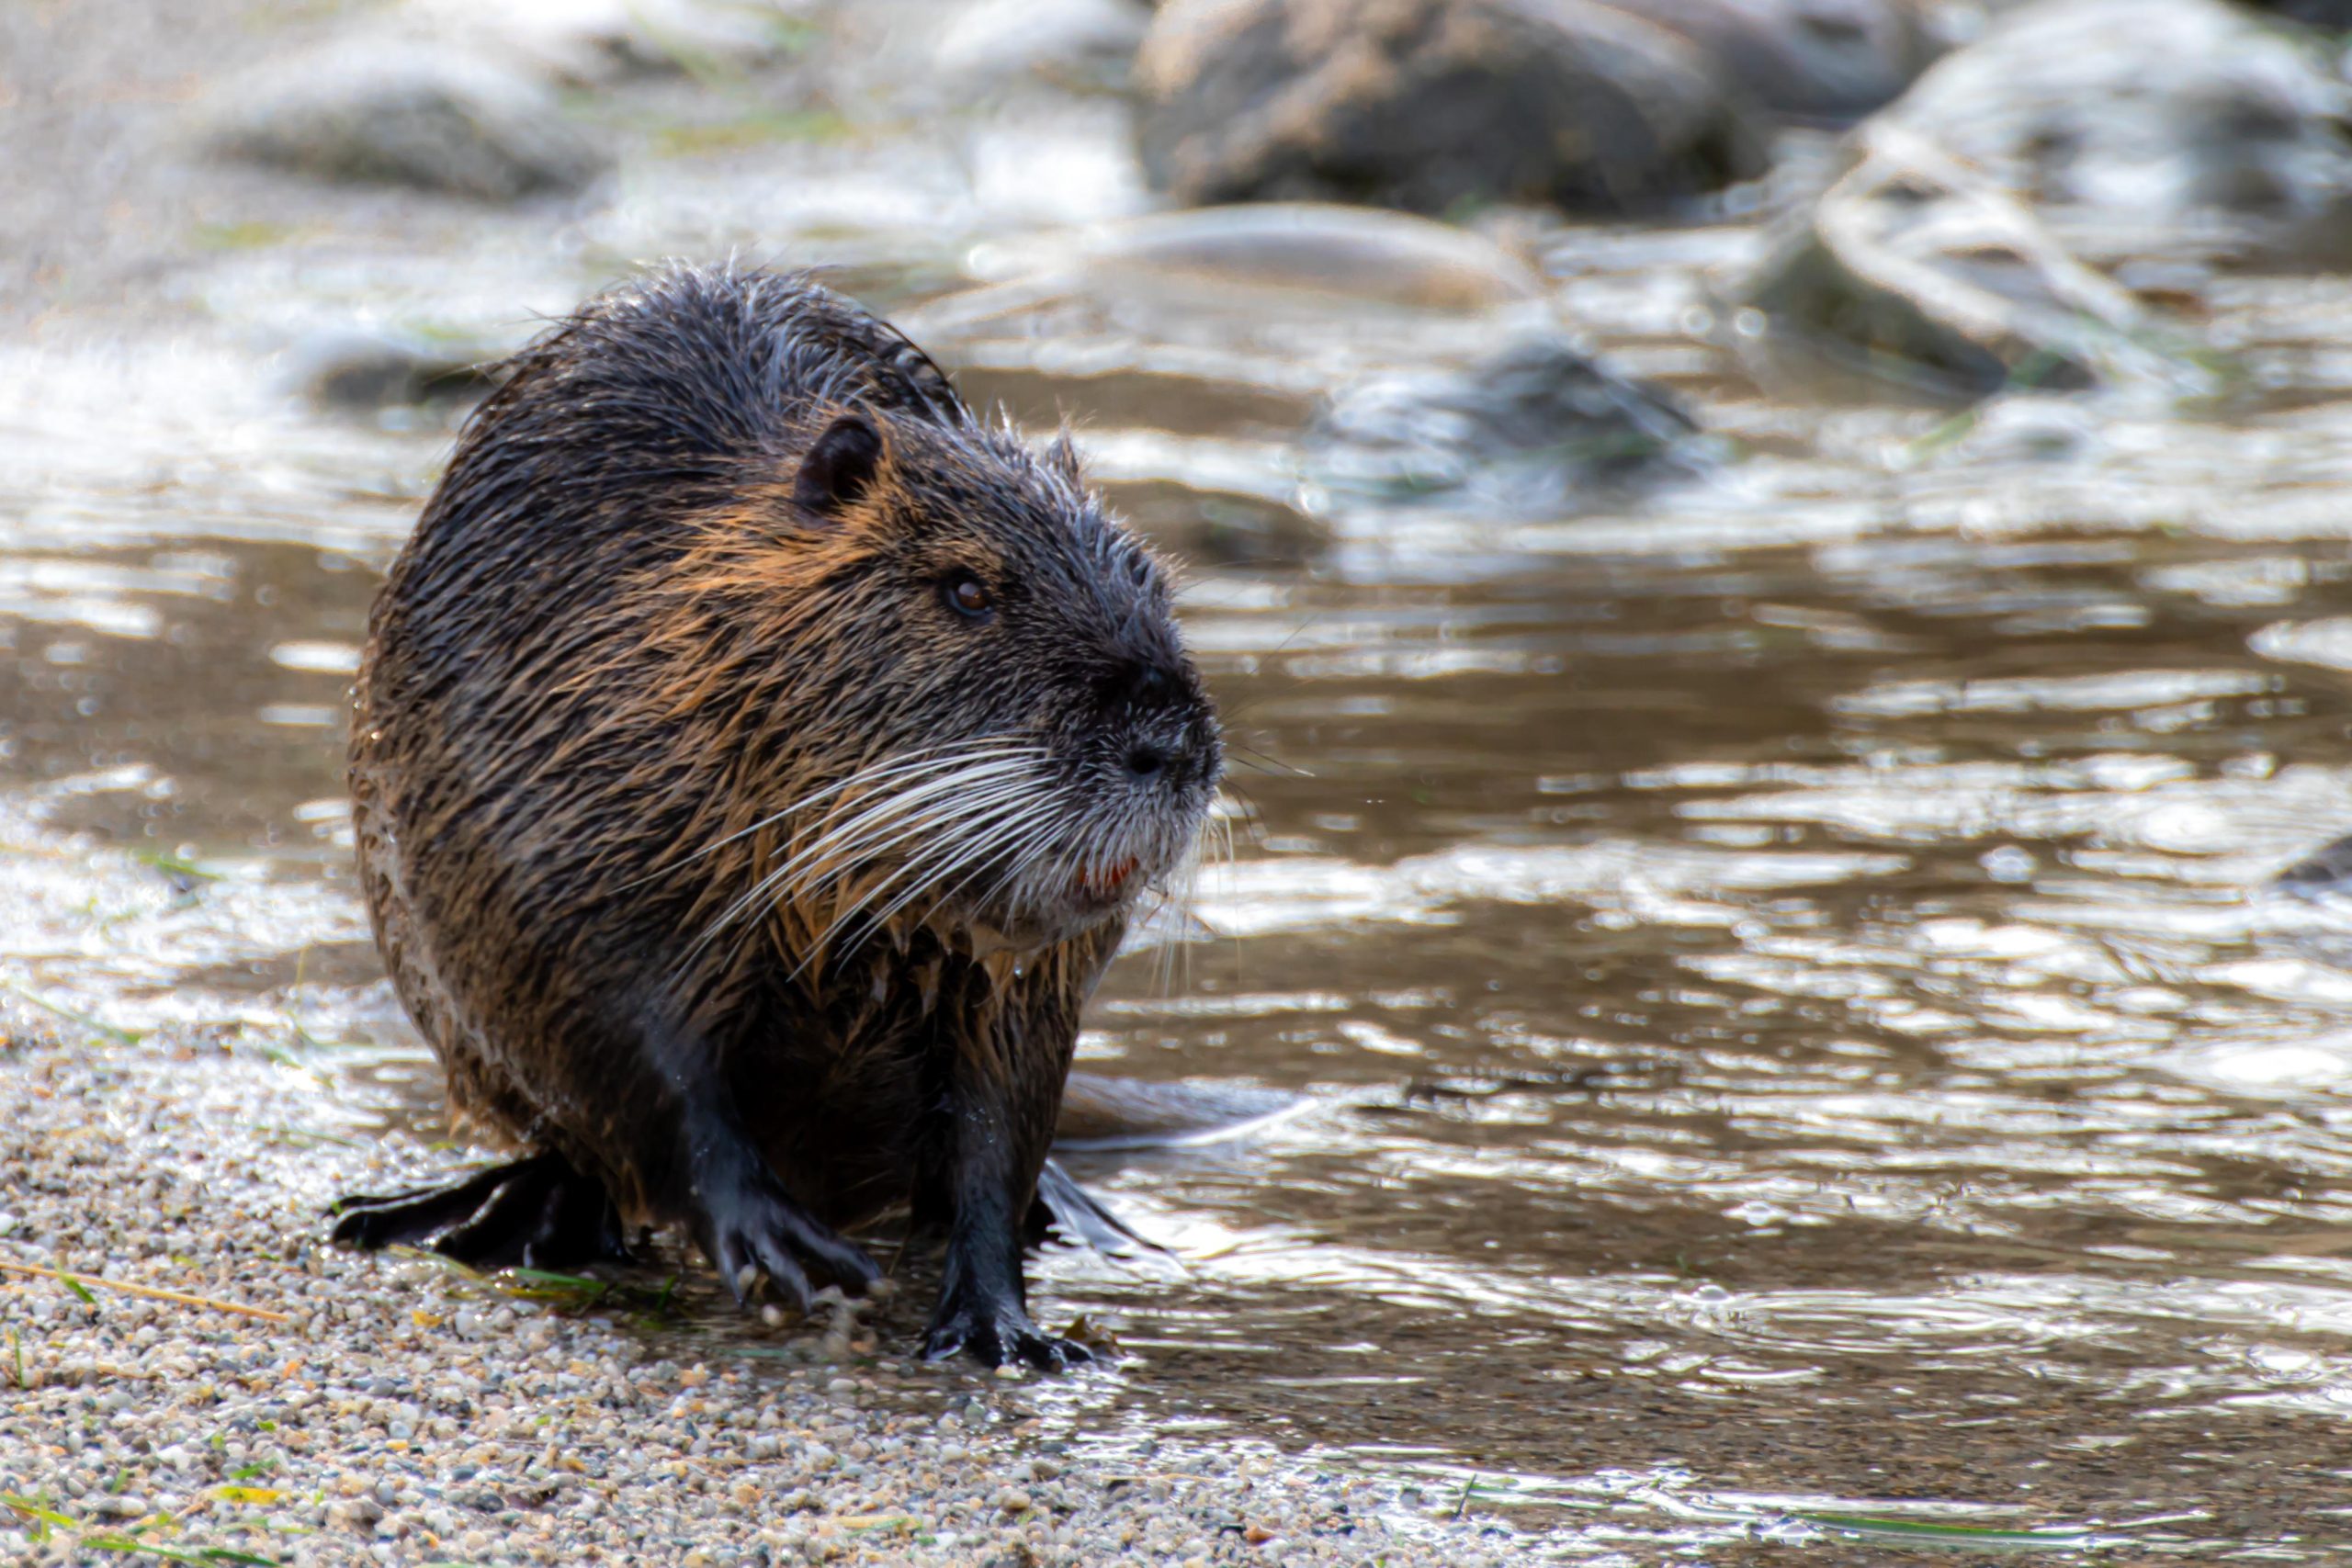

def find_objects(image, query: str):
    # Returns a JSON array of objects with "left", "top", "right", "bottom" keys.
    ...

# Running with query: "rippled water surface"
[{"left": 7, "top": 209, "right": 2352, "bottom": 1560}]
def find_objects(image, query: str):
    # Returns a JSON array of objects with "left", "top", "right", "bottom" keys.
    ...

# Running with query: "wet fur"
[{"left": 345, "top": 263, "right": 1219, "bottom": 1365}]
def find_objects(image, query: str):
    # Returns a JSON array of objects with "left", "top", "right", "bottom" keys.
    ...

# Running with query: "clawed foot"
[
  {"left": 330, "top": 1152, "right": 629, "bottom": 1271},
  {"left": 692, "top": 1160, "right": 877, "bottom": 1316},
  {"left": 922, "top": 1292, "right": 1095, "bottom": 1371}
]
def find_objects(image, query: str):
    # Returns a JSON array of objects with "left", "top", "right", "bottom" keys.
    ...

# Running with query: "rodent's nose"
[{"left": 1108, "top": 657, "right": 1214, "bottom": 787}]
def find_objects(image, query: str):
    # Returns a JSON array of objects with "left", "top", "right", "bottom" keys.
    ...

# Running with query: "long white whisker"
[
  {"left": 620, "top": 742, "right": 1028, "bottom": 892},
  {"left": 756, "top": 779, "right": 1032, "bottom": 925},
  {"left": 861, "top": 782, "right": 1075, "bottom": 934},
  {"left": 974, "top": 801, "right": 1084, "bottom": 926},
  {"left": 722, "top": 774, "right": 1042, "bottom": 957},
  {"left": 782, "top": 766, "right": 1039, "bottom": 869},
  {"left": 808, "top": 781, "right": 1059, "bottom": 953},
  {"left": 733, "top": 740, "right": 1039, "bottom": 833},
  {"left": 671, "top": 749, "right": 1047, "bottom": 975},
  {"left": 834, "top": 803, "right": 1070, "bottom": 974},
  {"left": 786, "top": 782, "right": 1063, "bottom": 977},
  {"left": 770, "top": 758, "right": 1046, "bottom": 893},
  {"left": 770, "top": 784, "right": 1048, "bottom": 937},
  {"left": 718, "top": 785, "right": 1037, "bottom": 985}
]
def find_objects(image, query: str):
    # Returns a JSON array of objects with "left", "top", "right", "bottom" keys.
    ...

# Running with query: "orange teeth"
[{"left": 1077, "top": 857, "right": 1140, "bottom": 900}]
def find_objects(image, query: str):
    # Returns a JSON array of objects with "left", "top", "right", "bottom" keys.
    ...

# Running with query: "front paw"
[
  {"left": 922, "top": 1293, "right": 1096, "bottom": 1371},
  {"left": 692, "top": 1162, "right": 878, "bottom": 1314}
]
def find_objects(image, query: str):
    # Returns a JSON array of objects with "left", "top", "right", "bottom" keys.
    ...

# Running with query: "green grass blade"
[{"left": 1, "top": 1494, "right": 79, "bottom": 1528}]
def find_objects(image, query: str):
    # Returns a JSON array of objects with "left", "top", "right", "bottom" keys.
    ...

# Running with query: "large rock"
[
  {"left": 402, "top": 0, "right": 803, "bottom": 85},
  {"left": 933, "top": 0, "right": 1154, "bottom": 95},
  {"left": 1134, "top": 0, "right": 1770, "bottom": 215},
  {"left": 2262, "top": 829, "right": 2352, "bottom": 969},
  {"left": 1613, "top": 0, "right": 1939, "bottom": 122},
  {"left": 2246, "top": 1, "right": 2352, "bottom": 30},
  {"left": 962, "top": 203, "right": 1549, "bottom": 312},
  {"left": 1885, "top": 0, "right": 2352, "bottom": 271},
  {"left": 1729, "top": 121, "right": 2220, "bottom": 401},
  {"left": 2276, "top": 833, "right": 2352, "bottom": 906},
  {"left": 280, "top": 326, "right": 505, "bottom": 410},
  {"left": 416, "top": 0, "right": 801, "bottom": 85},
  {"left": 1304, "top": 331, "right": 1702, "bottom": 508},
  {"left": 201, "top": 39, "right": 607, "bottom": 202}
]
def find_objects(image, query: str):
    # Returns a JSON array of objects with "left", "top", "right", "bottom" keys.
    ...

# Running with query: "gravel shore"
[
  {"left": 0, "top": 826, "right": 1535, "bottom": 1568},
  {"left": 0, "top": 1041, "right": 1535, "bottom": 1567}
]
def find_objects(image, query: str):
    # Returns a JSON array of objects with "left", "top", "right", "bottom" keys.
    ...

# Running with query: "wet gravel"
[{"left": 0, "top": 831, "right": 1532, "bottom": 1567}]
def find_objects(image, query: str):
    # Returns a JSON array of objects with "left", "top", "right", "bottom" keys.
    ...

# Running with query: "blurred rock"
[
  {"left": 963, "top": 203, "right": 1548, "bottom": 312},
  {"left": 1885, "top": 0, "right": 2352, "bottom": 270},
  {"left": 1614, "top": 0, "right": 1939, "bottom": 122},
  {"left": 914, "top": 207, "right": 1569, "bottom": 537},
  {"left": 1134, "top": 0, "right": 1770, "bottom": 215},
  {"left": 403, "top": 0, "right": 808, "bottom": 85},
  {"left": 201, "top": 39, "right": 607, "bottom": 202},
  {"left": 933, "top": 0, "right": 1153, "bottom": 95},
  {"left": 2275, "top": 832, "right": 2352, "bottom": 905},
  {"left": 1107, "top": 479, "right": 1323, "bottom": 565},
  {"left": 281, "top": 328, "right": 503, "bottom": 410},
  {"left": 1304, "top": 332, "right": 1702, "bottom": 508},
  {"left": 438, "top": 0, "right": 805, "bottom": 85},
  {"left": 2246, "top": 1, "right": 2352, "bottom": 29},
  {"left": 2264, "top": 829, "right": 2352, "bottom": 969},
  {"left": 1928, "top": 392, "right": 2103, "bottom": 465},
  {"left": 1730, "top": 121, "right": 2217, "bottom": 401}
]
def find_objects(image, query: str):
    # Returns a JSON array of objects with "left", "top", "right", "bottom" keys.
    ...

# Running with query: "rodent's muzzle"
[
  {"left": 1096, "top": 654, "right": 1223, "bottom": 802},
  {"left": 1004, "top": 649, "right": 1220, "bottom": 935}
]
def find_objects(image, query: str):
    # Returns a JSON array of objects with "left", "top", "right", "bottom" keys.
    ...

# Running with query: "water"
[{"left": 7, "top": 139, "right": 2352, "bottom": 1568}]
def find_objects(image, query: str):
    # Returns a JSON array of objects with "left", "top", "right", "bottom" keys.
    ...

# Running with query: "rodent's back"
[
  {"left": 359, "top": 268, "right": 1004, "bottom": 942},
  {"left": 368, "top": 269, "right": 964, "bottom": 720}
]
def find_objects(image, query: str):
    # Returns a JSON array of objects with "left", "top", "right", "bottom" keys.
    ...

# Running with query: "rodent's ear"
[{"left": 794, "top": 412, "right": 886, "bottom": 519}]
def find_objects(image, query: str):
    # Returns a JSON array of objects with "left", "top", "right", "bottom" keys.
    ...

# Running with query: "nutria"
[{"left": 328, "top": 262, "right": 1223, "bottom": 1369}]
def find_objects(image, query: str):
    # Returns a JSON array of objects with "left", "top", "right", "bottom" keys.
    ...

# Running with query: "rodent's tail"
[
  {"left": 1052, "top": 1073, "right": 1305, "bottom": 1153},
  {"left": 1034, "top": 1077, "right": 1305, "bottom": 1261}
]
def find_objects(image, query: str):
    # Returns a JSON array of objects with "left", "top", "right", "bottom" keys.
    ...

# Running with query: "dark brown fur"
[{"left": 334, "top": 263, "right": 1221, "bottom": 1368}]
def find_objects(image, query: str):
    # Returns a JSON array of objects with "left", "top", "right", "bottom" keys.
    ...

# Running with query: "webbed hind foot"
[{"left": 330, "top": 1151, "right": 629, "bottom": 1271}]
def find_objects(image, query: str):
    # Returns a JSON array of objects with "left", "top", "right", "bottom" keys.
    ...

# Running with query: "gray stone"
[
  {"left": 1885, "top": 0, "right": 2352, "bottom": 271},
  {"left": 1730, "top": 121, "right": 2216, "bottom": 401},
  {"left": 1610, "top": 0, "right": 1940, "bottom": 122},
  {"left": 2258, "top": 827, "right": 2352, "bottom": 969},
  {"left": 281, "top": 327, "right": 503, "bottom": 410},
  {"left": 1134, "top": 0, "right": 1770, "bottom": 215},
  {"left": 2273, "top": 831, "right": 2352, "bottom": 905},
  {"left": 963, "top": 203, "right": 1548, "bottom": 312},
  {"left": 2245, "top": 1, "right": 2352, "bottom": 30},
  {"left": 401, "top": 0, "right": 802, "bottom": 86},
  {"left": 201, "top": 39, "right": 607, "bottom": 202},
  {"left": 1305, "top": 331, "right": 1702, "bottom": 508},
  {"left": 933, "top": 0, "right": 1154, "bottom": 95}
]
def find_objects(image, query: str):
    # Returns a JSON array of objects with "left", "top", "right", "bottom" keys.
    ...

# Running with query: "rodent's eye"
[{"left": 944, "top": 571, "right": 995, "bottom": 621}]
